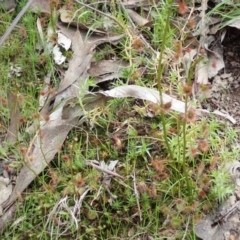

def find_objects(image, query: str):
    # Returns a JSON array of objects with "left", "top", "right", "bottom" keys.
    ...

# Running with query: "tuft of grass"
[{"left": 207, "top": 1, "right": 240, "bottom": 29}]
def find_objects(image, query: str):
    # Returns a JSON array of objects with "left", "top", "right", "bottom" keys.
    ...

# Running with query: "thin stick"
[
  {"left": 182, "top": 215, "right": 190, "bottom": 240},
  {"left": 131, "top": 172, "right": 142, "bottom": 221},
  {"left": 0, "top": 0, "right": 34, "bottom": 47}
]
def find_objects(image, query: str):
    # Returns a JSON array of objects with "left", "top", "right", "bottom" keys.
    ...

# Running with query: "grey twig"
[{"left": 0, "top": 0, "right": 34, "bottom": 47}]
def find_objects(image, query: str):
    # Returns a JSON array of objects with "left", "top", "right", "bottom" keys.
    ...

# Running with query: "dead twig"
[
  {"left": 6, "top": 90, "right": 20, "bottom": 144},
  {"left": 131, "top": 172, "right": 142, "bottom": 221},
  {"left": 0, "top": 0, "right": 34, "bottom": 47},
  {"left": 182, "top": 215, "right": 190, "bottom": 240}
]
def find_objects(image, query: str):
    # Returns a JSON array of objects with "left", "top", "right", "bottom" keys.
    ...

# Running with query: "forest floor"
[{"left": 1, "top": 0, "right": 240, "bottom": 239}]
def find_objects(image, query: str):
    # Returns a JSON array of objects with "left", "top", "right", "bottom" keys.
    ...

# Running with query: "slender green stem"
[
  {"left": 181, "top": 53, "right": 204, "bottom": 200},
  {"left": 182, "top": 98, "right": 188, "bottom": 169},
  {"left": 182, "top": 96, "right": 192, "bottom": 199},
  {"left": 156, "top": 1, "right": 174, "bottom": 160},
  {"left": 176, "top": 114, "right": 181, "bottom": 171},
  {"left": 181, "top": 56, "right": 203, "bottom": 201}
]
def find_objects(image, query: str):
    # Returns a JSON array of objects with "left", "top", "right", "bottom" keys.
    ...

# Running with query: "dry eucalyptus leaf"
[
  {"left": 0, "top": 177, "right": 12, "bottom": 208},
  {"left": 89, "top": 60, "right": 129, "bottom": 83},
  {"left": 57, "top": 21, "right": 108, "bottom": 45},
  {"left": 102, "top": 85, "right": 187, "bottom": 113},
  {"left": 3, "top": 117, "right": 79, "bottom": 209},
  {"left": 59, "top": 9, "right": 106, "bottom": 35},
  {"left": 62, "top": 94, "right": 108, "bottom": 119},
  {"left": 62, "top": 85, "right": 187, "bottom": 121},
  {"left": 125, "top": 9, "right": 151, "bottom": 27},
  {"left": 39, "top": 30, "right": 88, "bottom": 118},
  {"left": 52, "top": 30, "right": 90, "bottom": 101},
  {"left": 0, "top": 177, "right": 12, "bottom": 218},
  {"left": 0, "top": 204, "right": 16, "bottom": 234},
  {"left": 51, "top": 32, "right": 125, "bottom": 110},
  {"left": 101, "top": 86, "right": 237, "bottom": 123}
]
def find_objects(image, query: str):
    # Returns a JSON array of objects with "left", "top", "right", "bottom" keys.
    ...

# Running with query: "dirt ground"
[{"left": 207, "top": 27, "right": 240, "bottom": 128}]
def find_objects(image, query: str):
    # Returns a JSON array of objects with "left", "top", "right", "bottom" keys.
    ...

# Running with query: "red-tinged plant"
[
  {"left": 132, "top": 36, "right": 144, "bottom": 52},
  {"left": 0, "top": 97, "right": 7, "bottom": 105},
  {"left": 197, "top": 139, "right": 209, "bottom": 153},
  {"left": 182, "top": 84, "right": 192, "bottom": 96},
  {"left": 178, "top": 0, "right": 188, "bottom": 15},
  {"left": 185, "top": 108, "right": 198, "bottom": 124},
  {"left": 188, "top": 17, "right": 196, "bottom": 29},
  {"left": 174, "top": 41, "right": 183, "bottom": 60},
  {"left": 189, "top": 147, "right": 199, "bottom": 158},
  {"left": 48, "top": 169, "right": 60, "bottom": 187},
  {"left": 75, "top": 174, "right": 85, "bottom": 188},
  {"left": 197, "top": 162, "right": 205, "bottom": 176},
  {"left": 161, "top": 101, "right": 172, "bottom": 113},
  {"left": 198, "top": 189, "right": 207, "bottom": 199},
  {"left": 151, "top": 158, "right": 165, "bottom": 173},
  {"left": 62, "top": 155, "right": 70, "bottom": 162}
]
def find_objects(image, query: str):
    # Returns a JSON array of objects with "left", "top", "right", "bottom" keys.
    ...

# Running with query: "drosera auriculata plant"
[{"left": 0, "top": 0, "right": 239, "bottom": 239}]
